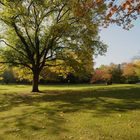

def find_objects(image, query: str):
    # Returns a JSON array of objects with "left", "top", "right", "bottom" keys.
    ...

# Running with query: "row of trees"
[
  {"left": 2, "top": 59, "right": 140, "bottom": 85},
  {"left": 0, "top": 54, "right": 93, "bottom": 84},
  {"left": 91, "top": 60, "right": 140, "bottom": 84}
]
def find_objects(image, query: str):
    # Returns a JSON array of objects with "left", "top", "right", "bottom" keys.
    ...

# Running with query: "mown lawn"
[{"left": 0, "top": 84, "right": 140, "bottom": 140}]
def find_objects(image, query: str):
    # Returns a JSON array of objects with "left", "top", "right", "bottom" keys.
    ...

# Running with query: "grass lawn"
[{"left": 0, "top": 84, "right": 140, "bottom": 140}]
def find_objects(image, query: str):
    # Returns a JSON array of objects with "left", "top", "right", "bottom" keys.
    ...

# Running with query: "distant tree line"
[
  {"left": 91, "top": 60, "right": 140, "bottom": 84},
  {"left": 1, "top": 60, "right": 140, "bottom": 85},
  {"left": 0, "top": 59, "right": 93, "bottom": 84}
]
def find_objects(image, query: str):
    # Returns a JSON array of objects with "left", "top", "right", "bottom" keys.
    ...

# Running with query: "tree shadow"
[
  {"left": 0, "top": 86, "right": 140, "bottom": 114},
  {"left": 2, "top": 108, "right": 67, "bottom": 139},
  {"left": 0, "top": 86, "right": 140, "bottom": 137}
]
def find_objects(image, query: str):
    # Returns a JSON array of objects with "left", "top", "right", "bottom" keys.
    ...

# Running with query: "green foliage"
[
  {"left": 133, "top": 60, "right": 140, "bottom": 79},
  {"left": 2, "top": 68, "right": 16, "bottom": 84},
  {"left": 0, "top": 0, "right": 108, "bottom": 91},
  {"left": 110, "top": 64, "right": 124, "bottom": 83}
]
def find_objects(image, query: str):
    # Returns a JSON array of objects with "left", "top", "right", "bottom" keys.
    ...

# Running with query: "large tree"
[
  {"left": 0, "top": 0, "right": 108, "bottom": 92},
  {"left": 0, "top": 0, "right": 139, "bottom": 92}
]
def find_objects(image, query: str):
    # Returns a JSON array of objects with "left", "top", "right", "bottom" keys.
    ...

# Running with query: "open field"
[{"left": 0, "top": 84, "right": 140, "bottom": 140}]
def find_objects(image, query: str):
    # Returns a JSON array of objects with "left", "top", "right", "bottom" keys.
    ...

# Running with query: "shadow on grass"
[
  {"left": 0, "top": 86, "right": 140, "bottom": 137},
  {"left": 0, "top": 86, "right": 140, "bottom": 114}
]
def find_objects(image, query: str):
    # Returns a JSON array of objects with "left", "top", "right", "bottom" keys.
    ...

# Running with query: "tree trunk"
[{"left": 32, "top": 71, "right": 39, "bottom": 92}]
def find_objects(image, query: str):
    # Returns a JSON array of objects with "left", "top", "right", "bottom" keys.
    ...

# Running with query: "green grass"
[{"left": 0, "top": 84, "right": 140, "bottom": 140}]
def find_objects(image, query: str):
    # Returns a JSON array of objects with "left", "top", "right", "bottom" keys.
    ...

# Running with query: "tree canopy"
[
  {"left": 0, "top": 0, "right": 108, "bottom": 91},
  {"left": 0, "top": 0, "right": 139, "bottom": 92}
]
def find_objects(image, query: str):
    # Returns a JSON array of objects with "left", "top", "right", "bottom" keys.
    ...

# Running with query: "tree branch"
[
  {"left": 0, "top": 39, "right": 29, "bottom": 59},
  {"left": 12, "top": 23, "right": 35, "bottom": 65},
  {"left": 0, "top": 61, "right": 32, "bottom": 70},
  {"left": 44, "top": 63, "right": 63, "bottom": 67}
]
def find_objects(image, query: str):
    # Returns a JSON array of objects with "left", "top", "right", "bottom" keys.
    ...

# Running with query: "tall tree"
[
  {"left": 0, "top": 0, "right": 107, "bottom": 92},
  {"left": 0, "top": 0, "right": 139, "bottom": 92}
]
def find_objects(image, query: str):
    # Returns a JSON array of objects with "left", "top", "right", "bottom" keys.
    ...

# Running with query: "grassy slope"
[{"left": 0, "top": 84, "right": 140, "bottom": 140}]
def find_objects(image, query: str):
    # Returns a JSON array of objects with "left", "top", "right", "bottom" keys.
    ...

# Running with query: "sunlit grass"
[{"left": 0, "top": 84, "right": 140, "bottom": 140}]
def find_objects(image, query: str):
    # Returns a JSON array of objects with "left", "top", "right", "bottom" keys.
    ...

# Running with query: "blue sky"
[{"left": 95, "top": 19, "right": 140, "bottom": 67}]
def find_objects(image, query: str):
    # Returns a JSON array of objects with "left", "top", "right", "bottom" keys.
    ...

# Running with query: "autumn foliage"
[
  {"left": 0, "top": 0, "right": 140, "bottom": 91},
  {"left": 91, "top": 67, "right": 112, "bottom": 84},
  {"left": 91, "top": 61, "right": 140, "bottom": 84},
  {"left": 106, "top": 0, "right": 140, "bottom": 29},
  {"left": 76, "top": 0, "right": 140, "bottom": 29}
]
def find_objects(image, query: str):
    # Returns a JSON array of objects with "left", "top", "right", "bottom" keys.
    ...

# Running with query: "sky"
[{"left": 95, "top": 19, "right": 140, "bottom": 68}]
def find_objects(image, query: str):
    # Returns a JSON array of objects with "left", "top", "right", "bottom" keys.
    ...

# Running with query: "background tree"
[
  {"left": 133, "top": 60, "right": 140, "bottom": 80},
  {"left": 91, "top": 61, "right": 140, "bottom": 85},
  {"left": 0, "top": 62, "right": 6, "bottom": 82},
  {"left": 109, "top": 64, "right": 125, "bottom": 83},
  {"left": 122, "top": 63, "right": 139, "bottom": 83},
  {"left": 2, "top": 68, "right": 16, "bottom": 84},
  {"left": 13, "top": 67, "right": 33, "bottom": 83},
  {"left": 91, "top": 65, "right": 112, "bottom": 84},
  {"left": 40, "top": 48, "right": 94, "bottom": 83}
]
